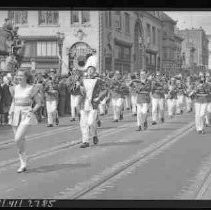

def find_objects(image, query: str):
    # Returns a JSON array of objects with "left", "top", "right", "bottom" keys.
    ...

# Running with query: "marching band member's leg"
[
  {"left": 199, "top": 103, "right": 207, "bottom": 133},
  {"left": 205, "top": 102, "right": 211, "bottom": 126},
  {"left": 112, "top": 98, "right": 118, "bottom": 122},
  {"left": 70, "top": 95, "right": 76, "bottom": 121},
  {"left": 142, "top": 103, "right": 149, "bottom": 130},
  {"left": 88, "top": 109, "right": 98, "bottom": 144},
  {"left": 46, "top": 101, "right": 53, "bottom": 127},
  {"left": 13, "top": 123, "right": 30, "bottom": 172},
  {"left": 119, "top": 98, "right": 124, "bottom": 120},
  {"left": 186, "top": 96, "right": 192, "bottom": 112},
  {"left": 136, "top": 104, "right": 142, "bottom": 131},
  {"left": 167, "top": 99, "right": 174, "bottom": 118},
  {"left": 125, "top": 94, "right": 131, "bottom": 110},
  {"left": 151, "top": 97, "right": 158, "bottom": 125},
  {"left": 159, "top": 98, "right": 165, "bottom": 123},
  {"left": 80, "top": 110, "right": 90, "bottom": 148},
  {"left": 176, "top": 95, "right": 184, "bottom": 114},
  {"left": 131, "top": 94, "right": 137, "bottom": 116}
]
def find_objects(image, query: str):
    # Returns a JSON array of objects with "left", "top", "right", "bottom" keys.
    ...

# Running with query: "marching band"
[{"left": 6, "top": 54, "right": 211, "bottom": 173}]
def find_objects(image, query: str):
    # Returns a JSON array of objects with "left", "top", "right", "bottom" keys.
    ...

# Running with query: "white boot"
[{"left": 17, "top": 153, "right": 27, "bottom": 173}]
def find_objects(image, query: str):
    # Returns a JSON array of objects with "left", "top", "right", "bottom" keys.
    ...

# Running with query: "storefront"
[
  {"left": 114, "top": 38, "right": 132, "bottom": 75},
  {"left": 20, "top": 36, "right": 59, "bottom": 73}
]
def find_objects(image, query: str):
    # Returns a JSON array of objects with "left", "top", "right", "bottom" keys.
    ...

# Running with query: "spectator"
[{"left": 0, "top": 76, "right": 12, "bottom": 125}]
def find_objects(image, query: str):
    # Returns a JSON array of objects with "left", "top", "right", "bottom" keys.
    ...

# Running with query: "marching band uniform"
[
  {"left": 66, "top": 70, "right": 82, "bottom": 122},
  {"left": 189, "top": 75, "right": 211, "bottom": 134},
  {"left": 166, "top": 78, "right": 177, "bottom": 118},
  {"left": 175, "top": 79, "right": 187, "bottom": 115},
  {"left": 110, "top": 72, "right": 128, "bottom": 122},
  {"left": 44, "top": 77, "right": 59, "bottom": 127},
  {"left": 124, "top": 74, "right": 132, "bottom": 110},
  {"left": 185, "top": 77, "right": 194, "bottom": 113},
  {"left": 78, "top": 66, "right": 108, "bottom": 148},
  {"left": 135, "top": 71, "right": 151, "bottom": 131},
  {"left": 151, "top": 73, "right": 167, "bottom": 124},
  {"left": 129, "top": 74, "right": 138, "bottom": 116},
  {"left": 205, "top": 73, "right": 211, "bottom": 126}
]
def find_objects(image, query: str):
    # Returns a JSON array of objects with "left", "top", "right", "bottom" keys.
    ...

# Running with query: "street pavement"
[{"left": 0, "top": 109, "right": 211, "bottom": 199}]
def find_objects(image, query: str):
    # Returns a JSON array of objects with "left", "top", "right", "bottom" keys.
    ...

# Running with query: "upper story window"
[
  {"left": 114, "top": 11, "right": 122, "bottom": 31},
  {"left": 125, "top": 13, "right": 130, "bottom": 34},
  {"left": 8, "top": 11, "right": 28, "bottom": 25},
  {"left": 146, "top": 23, "right": 151, "bottom": 42},
  {"left": 105, "top": 11, "right": 112, "bottom": 28},
  {"left": 71, "top": 11, "right": 79, "bottom": 24},
  {"left": 81, "top": 11, "right": 90, "bottom": 24},
  {"left": 37, "top": 41, "right": 58, "bottom": 57},
  {"left": 152, "top": 26, "right": 156, "bottom": 45},
  {"left": 71, "top": 11, "right": 90, "bottom": 25},
  {"left": 38, "top": 11, "right": 59, "bottom": 25}
]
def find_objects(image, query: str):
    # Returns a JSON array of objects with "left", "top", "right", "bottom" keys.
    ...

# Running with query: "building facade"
[
  {"left": 160, "top": 13, "right": 183, "bottom": 75},
  {"left": 141, "top": 11, "right": 163, "bottom": 73},
  {"left": 0, "top": 10, "right": 182, "bottom": 75},
  {"left": 207, "top": 34, "right": 211, "bottom": 69},
  {"left": 178, "top": 27, "right": 209, "bottom": 70}
]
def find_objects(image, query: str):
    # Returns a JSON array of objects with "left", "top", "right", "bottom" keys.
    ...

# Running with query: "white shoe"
[
  {"left": 17, "top": 165, "right": 26, "bottom": 173},
  {"left": 17, "top": 153, "right": 27, "bottom": 173}
]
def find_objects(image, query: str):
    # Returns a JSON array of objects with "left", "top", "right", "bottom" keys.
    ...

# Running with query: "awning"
[{"left": 114, "top": 38, "right": 133, "bottom": 48}]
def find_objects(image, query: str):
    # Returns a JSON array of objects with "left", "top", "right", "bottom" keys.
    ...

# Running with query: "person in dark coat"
[
  {"left": 58, "top": 76, "right": 67, "bottom": 117},
  {"left": 1, "top": 76, "right": 12, "bottom": 125}
]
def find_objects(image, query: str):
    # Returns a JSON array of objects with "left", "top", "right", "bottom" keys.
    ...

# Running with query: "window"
[
  {"left": 81, "top": 11, "right": 90, "bottom": 24},
  {"left": 125, "top": 13, "right": 130, "bottom": 34},
  {"left": 146, "top": 24, "right": 151, "bottom": 39},
  {"left": 38, "top": 11, "right": 59, "bottom": 25},
  {"left": 152, "top": 27, "right": 156, "bottom": 45},
  {"left": 8, "top": 11, "right": 28, "bottom": 25},
  {"left": 115, "top": 11, "right": 122, "bottom": 31},
  {"left": 105, "top": 11, "right": 112, "bottom": 28},
  {"left": 123, "top": 47, "right": 130, "bottom": 60},
  {"left": 114, "top": 45, "right": 122, "bottom": 59},
  {"left": 37, "top": 41, "right": 58, "bottom": 57},
  {"left": 71, "top": 11, "right": 79, "bottom": 24},
  {"left": 108, "top": 11, "right": 112, "bottom": 27}
]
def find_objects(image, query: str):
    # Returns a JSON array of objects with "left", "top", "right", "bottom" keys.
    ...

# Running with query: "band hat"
[{"left": 85, "top": 55, "right": 98, "bottom": 69}]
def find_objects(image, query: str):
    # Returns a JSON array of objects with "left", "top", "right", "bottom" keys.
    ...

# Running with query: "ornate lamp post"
[{"left": 56, "top": 32, "right": 65, "bottom": 75}]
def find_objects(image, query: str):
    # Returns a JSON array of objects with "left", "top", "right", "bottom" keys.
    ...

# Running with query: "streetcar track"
[
  {"left": 0, "top": 112, "right": 129, "bottom": 149},
  {"left": 54, "top": 120, "right": 194, "bottom": 199},
  {"left": 0, "top": 112, "right": 189, "bottom": 173},
  {"left": 0, "top": 121, "right": 135, "bottom": 173}
]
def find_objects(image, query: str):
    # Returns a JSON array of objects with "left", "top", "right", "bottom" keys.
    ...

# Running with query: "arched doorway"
[
  {"left": 134, "top": 20, "right": 144, "bottom": 72},
  {"left": 68, "top": 42, "right": 96, "bottom": 71}
]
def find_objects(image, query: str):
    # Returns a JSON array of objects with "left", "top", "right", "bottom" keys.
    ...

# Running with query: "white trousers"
[
  {"left": 99, "top": 97, "right": 107, "bottom": 115},
  {"left": 167, "top": 99, "right": 176, "bottom": 117},
  {"left": 137, "top": 103, "right": 149, "bottom": 126},
  {"left": 176, "top": 95, "right": 185, "bottom": 113},
  {"left": 46, "top": 100, "right": 57, "bottom": 125},
  {"left": 131, "top": 94, "right": 137, "bottom": 114},
  {"left": 151, "top": 97, "right": 165, "bottom": 122},
  {"left": 124, "top": 95, "right": 131, "bottom": 109},
  {"left": 71, "top": 95, "right": 80, "bottom": 118},
  {"left": 205, "top": 102, "right": 211, "bottom": 125},
  {"left": 80, "top": 109, "right": 98, "bottom": 143},
  {"left": 194, "top": 102, "right": 207, "bottom": 131},
  {"left": 112, "top": 98, "right": 124, "bottom": 120},
  {"left": 185, "top": 97, "right": 192, "bottom": 112}
]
